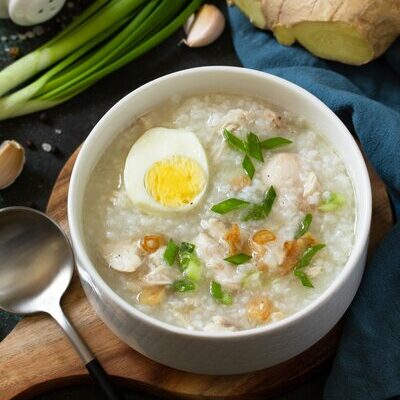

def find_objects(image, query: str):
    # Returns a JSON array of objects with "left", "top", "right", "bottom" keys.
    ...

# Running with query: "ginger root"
[{"left": 230, "top": 0, "right": 400, "bottom": 65}]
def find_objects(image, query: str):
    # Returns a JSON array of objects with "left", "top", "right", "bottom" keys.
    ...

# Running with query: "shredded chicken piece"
[
  {"left": 142, "top": 247, "right": 180, "bottom": 285},
  {"left": 247, "top": 296, "right": 273, "bottom": 324},
  {"left": 104, "top": 242, "right": 143, "bottom": 273},
  {"left": 225, "top": 223, "right": 242, "bottom": 255},
  {"left": 137, "top": 286, "right": 166, "bottom": 306},
  {"left": 220, "top": 108, "right": 255, "bottom": 132},
  {"left": 204, "top": 316, "right": 239, "bottom": 332},
  {"left": 200, "top": 218, "right": 228, "bottom": 243},
  {"left": 262, "top": 153, "right": 321, "bottom": 211},
  {"left": 264, "top": 109, "right": 285, "bottom": 129},
  {"left": 280, "top": 232, "right": 316, "bottom": 275}
]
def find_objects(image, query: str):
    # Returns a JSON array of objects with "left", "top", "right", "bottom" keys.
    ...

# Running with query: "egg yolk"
[{"left": 144, "top": 155, "right": 206, "bottom": 208}]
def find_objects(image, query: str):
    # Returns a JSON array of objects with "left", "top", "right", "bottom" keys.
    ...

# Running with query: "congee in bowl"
[{"left": 83, "top": 93, "right": 355, "bottom": 333}]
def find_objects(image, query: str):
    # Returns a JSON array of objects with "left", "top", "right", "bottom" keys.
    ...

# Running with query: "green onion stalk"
[{"left": 0, "top": 0, "right": 203, "bottom": 121}]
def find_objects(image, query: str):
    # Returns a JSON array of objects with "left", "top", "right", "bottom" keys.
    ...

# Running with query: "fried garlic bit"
[
  {"left": 140, "top": 234, "right": 165, "bottom": 254},
  {"left": 247, "top": 296, "right": 273, "bottom": 324},
  {"left": 280, "top": 232, "right": 316, "bottom": 275},
  {"left": 137, "top": 286, "right": 166, "bottom": 306},
  {"left": 252, "top": 229, "right": 276, "bottom": 245},
  {"left": 224, "top": 223, "right": 242, "bottom": 255}
]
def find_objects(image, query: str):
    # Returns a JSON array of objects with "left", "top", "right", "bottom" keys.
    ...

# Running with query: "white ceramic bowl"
[{"left": 68, "top": 66, "right": 371, "bottom": 375}]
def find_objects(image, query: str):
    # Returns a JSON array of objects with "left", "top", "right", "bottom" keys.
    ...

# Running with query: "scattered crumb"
[{"left": 41, "top": 142, "right": 53, "bottom": 153}]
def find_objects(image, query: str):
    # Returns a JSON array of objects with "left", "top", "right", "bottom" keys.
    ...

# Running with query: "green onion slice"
[
  {"left": 223, "top": 129, "right": 247, "bottom": 154},
  {"left": 294, "top": 213, "right": 313, "bottom": 239},
  {"left": 183, "top": 254, "right": 203, "bottom": 282},
  {"left": 172, "top": 279, "right": 196, "bottom": 292},
  {"left": 178, "top": 242, "right": 195, "bottom": 271},
  {"left": 210, "top": 281, "right": 233, "bottom": 305},
  {"left": 242, "top": 155, "right": 255, "bottom": 179},
  {"left": 211, "top": 198, "right": 250, "bottom": 214},
  {"left": 247, "top": 132, "right": 264, "bottom": 162},
  {"left": 260, "top": 137, "right": 293, "bottom": 150},
  {"left": 224, "top": 253, "right": 252, "bottom": 265},
  {"left": 163, "top": 239, "right": 179, "bottom": 266},
  {"left": 241, "top": 204, "right": 265, "bottom": 221},
  {"left": 263, "top": 186, "right": 277, "bottom": 216},
  {"left": 295, "top": 244, "right": 326, "bottom": 270},
  {"left": 293, "top": 243, "right": 325, "bottom": 288},
  {"left": 294, "top": 270, "right": 314, "bottom": 288},
  {"left": 318, "top": 192, "right": 346, "bottom": 212}
]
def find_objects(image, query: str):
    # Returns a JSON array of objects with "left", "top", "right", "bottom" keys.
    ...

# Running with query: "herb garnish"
[
  {"left": 172, "top": 279, "right": 196, "bottom": 292},
  {"left": 223, "top": 129, "right": 247, "bottom": 153},
  {"left": 294, "top": 213, "right": 313, "bottom": 239},
  {"left": 241, "top": 185, "right": 277, "bottom": 221},
  {"left": 242, "top": 155, "right": 255, "bottom": 179},
  {"left": 263, "top": 186, "right": 277, "bottom": 216},
  {"left": 210, "top": 281, "right": 233, "bottom": 305},
  {"left": 260, "top": 137, "right": 293, "bottom": 150},
  {"left": 318, "top": 192, "right": 346, "bottom": 212},
  {"left": 224, "top": 253, "right": 252, "bottom": 265},
  {"left": 223, "top": 129, "right": 292, "bottom": 179},
  {"left": 293, "top": 244, "right": 325, "bottom": 288},
  {"left": 247, "top": 132, "right": 264, "bottom": 162},
  {"left": 241, "top": 204, "right": 265, "bottom": 221},
  {"left": 211, "top": 198, "right": 250, "bottom": 214},
  {"left": 163, "top": 239, "right": 179, "bottom": 266}
]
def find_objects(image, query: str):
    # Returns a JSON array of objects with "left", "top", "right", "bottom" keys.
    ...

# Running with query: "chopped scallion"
[
  {"left": 263, "top": 186, "right": 277, "bottom": 216},
  {"left": 295, "top": 244, "right": 326, "bottom": 270},
  {"left": 294, "top": 213, "right": 313, "bottom": 239},
  {"left": 294, "top": 270, "right": 314, "bottom": 288},
  {"left": 247, "top": 132, "right": 264, "bottom": 162},
  {"left": 172, "top": 279, "right": 195, "bottom": 292},
  {"left": 242, "top": 155, "right": 255, "bottom": 179},
  {"left": 318, "top": 192, "right": 346, "bottom": 212},
  {"left": 241, "top": 204, "right": 265, "bottom": 221},
  {"left": 211, "top": 198, "right": 250, "bottom": 214},
  {"left": 224, "top": 253, "right": 252, "bottom": 265},
  {"left": 260, "top": 137, "right": 293, "bottom": 150},
  {"left": 183, "top": 254, "right": 203, "bottom": 282},
  {"left": 178, "top": 242, "right": 195, "bottom": 271},
  {"left": 293, "top": 243, "right": 325, "bottom": 288},
  {"left": 163, "top": 238, "right": 178, "bottom": 266},
  {"left": 210, "top": 281, "right": 233, "bottom": 305},
  {"left": 223, "top": 129, "right": 247, "bottom": 154}
]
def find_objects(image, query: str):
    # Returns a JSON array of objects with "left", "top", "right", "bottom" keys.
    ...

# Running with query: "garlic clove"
[
  {"left": 183, "top": 13, "right": 195, "bottom": 36},
  {"left": 184, "top": 4, "right": 225, "bottom": 48},
  {"left": 0, "top": 140, "right": 25, "bottom": 190}
]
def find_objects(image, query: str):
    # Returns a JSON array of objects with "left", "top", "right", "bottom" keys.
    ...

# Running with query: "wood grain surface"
[{"left": 0, "top": 147, "right": 393, "bottom": 400}]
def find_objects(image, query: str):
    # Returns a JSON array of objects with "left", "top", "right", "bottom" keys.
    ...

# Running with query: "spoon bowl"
[{"left": 0, "top": 207, "right": 73, "bottom": 314}]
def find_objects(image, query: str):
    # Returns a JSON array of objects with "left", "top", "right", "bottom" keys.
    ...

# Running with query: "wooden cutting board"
[{"left": 0, "top": 146, "right": 393, "bottom": 400}]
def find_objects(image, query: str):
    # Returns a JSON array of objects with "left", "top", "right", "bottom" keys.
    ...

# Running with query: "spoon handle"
[{"left": 50, "top": 304, "right": 123, "bottom": 400}]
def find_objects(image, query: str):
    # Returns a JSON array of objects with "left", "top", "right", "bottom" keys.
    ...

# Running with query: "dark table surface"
[{"left": 0, "top": 1, "right": 329, "bottom": 398}]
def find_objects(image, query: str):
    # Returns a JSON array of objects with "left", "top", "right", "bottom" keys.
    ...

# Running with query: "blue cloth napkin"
[{"left": 228, "top": 6, "right": 400, "bottom": 400}]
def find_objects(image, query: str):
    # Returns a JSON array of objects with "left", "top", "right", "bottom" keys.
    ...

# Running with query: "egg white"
[{"left": 124, "top": 127, "right": 209, "bottom": 215}]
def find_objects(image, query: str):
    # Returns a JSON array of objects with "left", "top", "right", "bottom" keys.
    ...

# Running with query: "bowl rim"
[{"left": 68, "top": 66, "right": 372, "bottom": 339}]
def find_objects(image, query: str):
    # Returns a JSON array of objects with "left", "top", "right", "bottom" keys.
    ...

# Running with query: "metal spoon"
[{"left": 0, "top": 207, "right": 123, "bottom": 400}]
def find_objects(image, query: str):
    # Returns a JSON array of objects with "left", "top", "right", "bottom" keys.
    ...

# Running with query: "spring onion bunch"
[{"left": 0, "top": 0, "right": 203, "bottom": 120}]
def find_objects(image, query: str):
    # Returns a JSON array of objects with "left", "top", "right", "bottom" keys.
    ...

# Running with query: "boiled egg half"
[{"left": 124, "top": 127, "right": 208, "bottom": 215}]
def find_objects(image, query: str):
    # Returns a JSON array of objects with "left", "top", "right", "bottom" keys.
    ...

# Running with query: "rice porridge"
[{"left": 83, "top": 94, "right": 355, "bottom": 332}]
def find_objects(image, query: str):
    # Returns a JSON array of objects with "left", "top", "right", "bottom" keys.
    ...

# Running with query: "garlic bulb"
[
  {"left": 0, "top": 140, "right": 25, "bottom": 190},
  {"left": 184, "top": 4, "right": 225, "bottom": 48}
]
